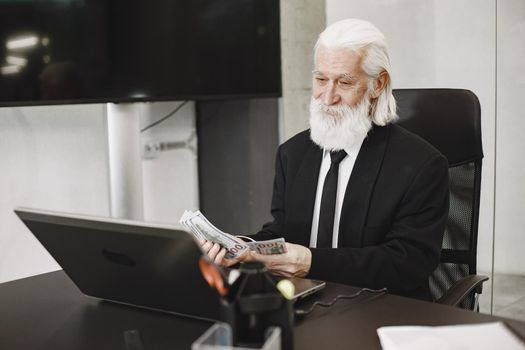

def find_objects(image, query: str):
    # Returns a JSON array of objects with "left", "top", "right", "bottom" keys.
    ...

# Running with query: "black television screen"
[{"left": 0, "top": 0, "right": 281, "bottom": 106}]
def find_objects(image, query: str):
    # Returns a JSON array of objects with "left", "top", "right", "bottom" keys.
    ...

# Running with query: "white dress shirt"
[{"left": 309, "top": 137, "right": 365, "bottom": 248}]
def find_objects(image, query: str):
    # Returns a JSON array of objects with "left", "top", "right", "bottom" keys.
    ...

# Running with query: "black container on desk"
[{"left": 221, "top": 261, "right": 294, "bottom": 349}]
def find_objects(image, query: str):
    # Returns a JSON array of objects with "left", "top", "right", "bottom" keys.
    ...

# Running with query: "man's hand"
[
  {"left": 253, "top": 242, "right": 312, "bottom": 278},
  {"left": 198, "top": 238, "right": 253, "bottom": 267}
]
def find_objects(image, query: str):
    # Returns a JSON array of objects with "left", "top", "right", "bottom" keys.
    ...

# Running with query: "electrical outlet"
[{"left": 142, "top": 141, "right": 161, "bottom": 159}]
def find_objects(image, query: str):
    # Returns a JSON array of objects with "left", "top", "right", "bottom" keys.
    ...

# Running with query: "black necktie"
[{"left": 317, "top": 150, "right": 347, "bottom": 248}]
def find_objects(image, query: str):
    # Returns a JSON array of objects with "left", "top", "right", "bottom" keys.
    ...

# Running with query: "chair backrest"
[{"left": 393, "top": 88, "right": 483, "bottom": 309}]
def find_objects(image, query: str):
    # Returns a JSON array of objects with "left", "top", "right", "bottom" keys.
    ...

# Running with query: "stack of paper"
[{"left": 377, "top": 322, "right": 525, "bottom": 350}]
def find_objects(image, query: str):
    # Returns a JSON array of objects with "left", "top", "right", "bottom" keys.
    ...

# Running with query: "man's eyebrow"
[
  {"left": 311, "top": 70, "right": 357, "bottom": 80},
  {"left": 340, "top": 73, "right": 357, "bottom": 80}
]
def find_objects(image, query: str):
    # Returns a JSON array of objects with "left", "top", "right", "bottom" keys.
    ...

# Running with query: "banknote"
[
  {"left": 180, "top": 210, "right": 205, "bottom": 240},
  {"left": 179, "top": 210, "right": 287, "bottom": 258},
  {"left": 180, "top": 210, "right": 249, "bottom": 259},
  {"left": 246, "top": 238, "right": 287, "bottom": 255}
]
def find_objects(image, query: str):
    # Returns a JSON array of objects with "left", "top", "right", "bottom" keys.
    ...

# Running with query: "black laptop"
[{"left": 14, "top": 207, "right": 325, "bottom": 321}]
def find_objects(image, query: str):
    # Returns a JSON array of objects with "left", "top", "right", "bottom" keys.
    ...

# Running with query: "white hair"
[
  {"left": 310, "top": 93, "right": 372, "bottom": 151},
  {"left": 314, "top": 18, "right": 397, "bottom": 125}
]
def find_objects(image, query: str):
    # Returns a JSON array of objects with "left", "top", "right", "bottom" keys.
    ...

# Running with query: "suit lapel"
[
  {"left": 286, "top": 141, "right": 323, "bottom": 246},
  {"left": 338, "top": 125, "right": 391, "bottom": 247}
]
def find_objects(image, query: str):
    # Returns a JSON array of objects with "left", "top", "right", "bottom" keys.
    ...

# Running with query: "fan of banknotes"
[{"left": 179, "top": 210, "right": 287, "bottom": 260}]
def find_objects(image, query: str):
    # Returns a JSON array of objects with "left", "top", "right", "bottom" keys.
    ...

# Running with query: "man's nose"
[{"left": 323, "top": 82, "right": 340, "bottom": 105}]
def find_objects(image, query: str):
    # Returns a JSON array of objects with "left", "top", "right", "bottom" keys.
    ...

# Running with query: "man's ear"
[{"left": 370, "top": 71, "right": 389, "bottom": 98}]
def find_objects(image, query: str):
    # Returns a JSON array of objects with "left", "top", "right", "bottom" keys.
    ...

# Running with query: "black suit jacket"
[{"left": 255, "top": 124, "right": 449, "bottom": 300}]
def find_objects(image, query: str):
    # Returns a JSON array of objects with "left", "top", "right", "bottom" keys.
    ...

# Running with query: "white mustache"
[{"left": 311, "top": 100, "right": 350, "bottom": 117}]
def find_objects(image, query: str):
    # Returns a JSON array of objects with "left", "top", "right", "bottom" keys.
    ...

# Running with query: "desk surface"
[{"left": 1, "top": 271, "right": 525, "bottom": 350}]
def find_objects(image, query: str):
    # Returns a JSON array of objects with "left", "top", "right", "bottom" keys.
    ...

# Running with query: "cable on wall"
[{"left": 140, "top": 100, "right": 189, "bottom": 133}]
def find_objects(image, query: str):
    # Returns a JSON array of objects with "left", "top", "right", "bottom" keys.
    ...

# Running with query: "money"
[
  {"left": 180, "top": 210, "right": 249, "bottom": 259},
  {"left": 179, "top": 210, "right": 287, "bottom": 258},
  {"left": 247, "top": 238, "right": 287, "bottom": 255}
]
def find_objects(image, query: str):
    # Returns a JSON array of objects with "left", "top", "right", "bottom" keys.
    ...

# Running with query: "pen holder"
[{"left": 221, "top": 262, "right": 294, "bottom": 350}]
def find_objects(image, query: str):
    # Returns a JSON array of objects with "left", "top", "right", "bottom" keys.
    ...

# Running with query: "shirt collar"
[{"left": 322, "top": 134, "right": 366, "bottom": 161}]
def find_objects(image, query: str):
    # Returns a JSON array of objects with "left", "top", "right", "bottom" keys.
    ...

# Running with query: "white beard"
[{"left": 309, "top": 95, "right": 372, "bottom": 151}]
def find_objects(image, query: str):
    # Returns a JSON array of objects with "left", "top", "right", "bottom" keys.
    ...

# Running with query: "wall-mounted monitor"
[{"left": 0, "top": 0, "right": 281, "bottom": 106}]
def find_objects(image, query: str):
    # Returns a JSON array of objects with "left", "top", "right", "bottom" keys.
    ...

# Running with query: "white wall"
[
  {"left": 0, "top": 102, "right": 198, "bottom": 283},
  {"left": 0, "top": 104, "right": 109, "bottom": 282},
  {"left": 432, "top": 1, "right": 496, "bottom": 275},
  {"left": 141, "top": 102, "right": 200, "bottom": 223},
  {"left": 494, "top": 0, "right": 525, "bottom": 274},
  {"left": 326, "top": 0, "right": 496, "bottom": 274}
]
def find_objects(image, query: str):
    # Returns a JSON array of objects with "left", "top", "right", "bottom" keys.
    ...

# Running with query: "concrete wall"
[
  {"left": 197, "top": 99, "right": 278, "bottom": 235},
  {"left": 279, "top": 0, "right": 326, "bottom": 142}
]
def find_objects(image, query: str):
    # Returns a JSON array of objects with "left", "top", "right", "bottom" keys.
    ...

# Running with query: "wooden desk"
[{"left": 1, "top": 271, "right": 524, "bottom": 349}]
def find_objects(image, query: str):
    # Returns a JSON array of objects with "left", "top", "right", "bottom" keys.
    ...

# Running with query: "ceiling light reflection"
[
  {"left": 131, "top": 92, "right": 148, "bottom": 98},
  {"left": 6, "top": 35, "right": 39, "bottom": 50},
  {"left": 6, "top": 56, "right": 27, "bottom": 66},
  {"left": 1, "top": 65, "right": 21, "bottom": 75}
]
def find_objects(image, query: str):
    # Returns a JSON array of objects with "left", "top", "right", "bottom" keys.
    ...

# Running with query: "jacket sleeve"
[{"left": 308, "top": 153, "right": 449, "bottom": 295}]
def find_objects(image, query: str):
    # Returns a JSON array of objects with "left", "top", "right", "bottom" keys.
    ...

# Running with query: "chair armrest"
[{"left": 436, "top": 274, "right": 489, "bottom": 307}]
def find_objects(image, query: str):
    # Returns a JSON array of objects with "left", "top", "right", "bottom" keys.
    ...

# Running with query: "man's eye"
[
  {"left": 338, "top": 80, "right": 351, "bottom": 86},
  {"left": 315, "top": 77, "right": 327, "bottom": 83}
]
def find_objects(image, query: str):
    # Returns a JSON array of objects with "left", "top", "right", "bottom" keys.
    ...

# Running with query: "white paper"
[{"left": 377, "top": 322, "right": 525, "bottom": 350}]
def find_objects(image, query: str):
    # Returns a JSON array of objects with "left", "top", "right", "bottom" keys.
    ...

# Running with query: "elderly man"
[{"left": 203, "top": 18, "right": 449, "bottom": 301}]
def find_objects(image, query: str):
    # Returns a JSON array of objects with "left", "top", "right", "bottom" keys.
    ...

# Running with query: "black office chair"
[{"left": 394, "top": 88, "right": 488, "bottom": 310}]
